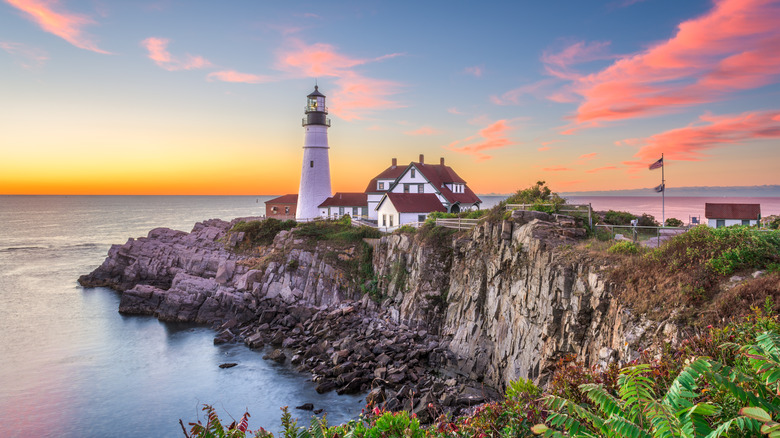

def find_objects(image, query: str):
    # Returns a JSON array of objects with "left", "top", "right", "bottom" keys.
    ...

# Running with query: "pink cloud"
[
  {"left": 538, "top": 146, "right": 551, "bottom": 151},
  {"left": 578, "top": 152, "right": 597, "bottom": 162},
  {"left": 447, "top": 107, "right": 463, "bottom": 115},
  {"left": 586, "top": 166, "right": 618, "bottom": 173},
  {"left": 207, "top": 70, "right": 272, "bottom": 84},
  {"left": 464, "top": 65, "right": 483, "bottom": 77},
  {"left": 5, "top": 0, "right": 109, "bottom": 54},
  {"left": 627, "top": 109, "right": 780, "bottom": 162},
  {"left": 491, "top": 78, "right": 558, "bottom": 105},
  {"left": 404, "top": 126, "right": 440, "bottom": 136},
  {"left": 0, "top": 41, "right": 48, "bottom": 68},
  {"left": 557, "top": 0, "right": 780, "bottom": 126},
  {"left": 141, "top": 37, "right": 211, "bottom": 71},
  {"left": 445, "top": 119, "right": 515, "bottom": 161},
  {"left": 542, "top": 166, "right": 572, "bottom": 172},
  {"left": 275, "top": 40, "right": 404, "bottom": 120}
]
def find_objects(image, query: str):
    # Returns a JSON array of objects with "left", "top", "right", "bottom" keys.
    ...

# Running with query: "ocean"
[
  {"left": 0, "top": 196, "right": 364, "bottom": 438},
  {"left": 1, "top": 194, "right": 778, "bottom": 437}
]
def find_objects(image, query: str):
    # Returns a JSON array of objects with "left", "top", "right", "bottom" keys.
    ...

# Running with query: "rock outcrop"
[{"left": 80, "top": 211, "right": 677, "bottom": 418}]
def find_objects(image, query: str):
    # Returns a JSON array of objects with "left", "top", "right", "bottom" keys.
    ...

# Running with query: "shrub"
[
  {"left": 637, "top": 213, "right": 659, "bottom": 227},
  {"left": 230, "top": 219, "right": 297, "bottom": 248},
  {"left": 603, "top": 210, "right": 635, "bottom": 226},
  {"left": 665, "top": 217, "right": 684, "bottom": 227},
  {"left": 608, "top": 241, "right": 641, "bottom": 255}
]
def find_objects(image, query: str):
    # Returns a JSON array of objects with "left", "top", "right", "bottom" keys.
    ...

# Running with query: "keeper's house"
[
  {"left": 705, "top": 203, "right": 761, "bottom": 228},
  {"left": 265, "top": 194, "right": 298, "bottom": 220}
]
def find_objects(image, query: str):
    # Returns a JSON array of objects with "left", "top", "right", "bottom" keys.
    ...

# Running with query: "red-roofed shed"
[
  {"left": 705, "top": 203, "right": 761, "bottom": 228},
  {"left": 265, "top": 194, "right": 298, "bottom": 220},
  {"left": 376, "top": 192, "right": 446, "bottom": 230},
  {"left": 318, "top": 192, "right": 368, "bottom": 218}
]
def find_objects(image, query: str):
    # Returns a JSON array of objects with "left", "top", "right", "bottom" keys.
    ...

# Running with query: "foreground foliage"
[{"left": 187, "top": 308, "right": 780, "bottom": 438}]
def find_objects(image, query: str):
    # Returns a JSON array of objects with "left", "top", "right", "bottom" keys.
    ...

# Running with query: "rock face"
[{"left": 80, "top": 212, "right": 675, "bottom": 418}]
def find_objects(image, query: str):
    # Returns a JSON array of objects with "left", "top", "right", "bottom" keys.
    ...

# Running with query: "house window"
[
  {"left": 310, "top": 160, "right": 314, "bottom": 168},
  {"left": 362, "top": 207, "right": 367, "bottom": 216},
  {"left": 285, "top": 206, "right": 289, "bottom": 214},
  {"left": 418, "top": 214, "right": 426, "bottom": 223},
  {"left": 382, "top": 215, "right": 387, "bottom": 226},
  {"left": 742, "top": 220, "right": 751, "bottom": 225},
  {"left": 389, "top": 215, "right": 394, "bottom": 227},
  {"left": 417, "top": 184, "right": 424, "bottom": 193},
  {"left": 411, "top": 169, "right": 416, "bottom": 178},
  {"left": 339, "top": 207, "right": 344, "bottom": 216},
  {"left": 716, "top": 219, "right": 725, "bottom": 228},
  {"left": 378, "top": 182, "right": 384, "bottom": 190},
  {"left": 272, "top": 206, "right": 278, "bottom": 213},
  {"left": 352, "top": 207, "right": 358, "bottom": 216},
  {"left": 404, "top": 184, "right": 410, "bottom": 193}
]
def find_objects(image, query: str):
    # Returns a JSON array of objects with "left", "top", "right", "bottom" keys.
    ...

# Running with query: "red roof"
[
  {"left": 266, "top": 194, "right": 298, "bottom": 204},
  {"left": 319, "top": 192, "right": 368, "bottom": 208},
  {"left": 705, "top": 203, "right": 761, "bottom": 220},
  {"left": 411, "top": 162, "right": 482, "bottom": 206},
  {"left": 383, "top": 193, "right": 446, "bottom": 213},
  {"left": 364, "top": 165, "right": 406, "bottom": 193}
]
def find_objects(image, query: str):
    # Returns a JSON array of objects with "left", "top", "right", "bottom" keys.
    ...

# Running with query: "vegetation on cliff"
[{"left": 186, "top": 307, "right": 780, "bottom": 438}]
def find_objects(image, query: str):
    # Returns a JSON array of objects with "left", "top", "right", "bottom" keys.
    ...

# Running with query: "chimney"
[
  {"left": 419, "top": 154, "right": 424, "bottom": 165},
  {"left": 440, "top": 157, "right": 445, "bottom": 165},
  {"left": 391, "top": 158, "right": 397, "bottom": 168}
]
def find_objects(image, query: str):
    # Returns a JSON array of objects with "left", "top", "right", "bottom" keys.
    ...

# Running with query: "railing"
[
  {"left": 435, "top": 218, "right": 480, "bottom": 230},
  {"left": 506, "top": 203, "right": 593, "bottom": 229},
  {"left": 594, "top": 224, "right": 688, "bottom": 247}
]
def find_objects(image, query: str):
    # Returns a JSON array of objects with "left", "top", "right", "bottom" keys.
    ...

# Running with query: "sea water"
[{"left": 0, "top": 196, "right": 365, "bottom": 438}]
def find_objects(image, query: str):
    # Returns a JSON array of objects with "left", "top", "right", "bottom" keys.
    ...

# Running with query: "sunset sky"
[{"left": 2, "top": 0, "right": 780, "bottom": 195}]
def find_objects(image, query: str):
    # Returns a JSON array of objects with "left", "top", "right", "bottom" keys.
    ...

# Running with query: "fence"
[
  {"left": 594, "top": 224, "right": 688, "bottom": 247},
  {"left": 435, "top": 218, "right": 480, "bottom": 230},
  {"left": 506, "top": 203, "right": 593, "bottom": 229}
]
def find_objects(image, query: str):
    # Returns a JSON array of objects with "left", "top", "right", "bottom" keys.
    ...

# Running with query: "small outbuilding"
[
  {"left": 704, "top": 203, "right": 761, "bottom": 228},
  {"left": 318, "top": 192, "right": 368, "bottom": 219},
  {"left": 265, "top": 194, "right": 298, "bottom": 220}
]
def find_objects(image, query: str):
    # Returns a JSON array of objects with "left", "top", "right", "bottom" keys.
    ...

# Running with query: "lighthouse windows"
[{"left": 310, "top": 160, "right": 314, "bottom": 168}]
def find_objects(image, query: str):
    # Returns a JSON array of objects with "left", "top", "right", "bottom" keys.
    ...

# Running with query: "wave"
[{"left": 0, "top": 246, "right": 49, "bottom": 252}]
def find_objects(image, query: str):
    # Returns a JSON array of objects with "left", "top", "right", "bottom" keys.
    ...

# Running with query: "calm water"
[{"left": 0, "top": 196, "right": 365, "bottom": 438}]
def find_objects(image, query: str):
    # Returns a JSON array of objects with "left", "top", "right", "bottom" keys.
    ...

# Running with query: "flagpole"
[{"left": 661, "top": 153, "right": 665, "bottom": 226}]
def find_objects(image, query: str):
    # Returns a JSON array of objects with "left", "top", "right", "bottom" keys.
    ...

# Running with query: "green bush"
[
  {"left": 293, "top": 220, "right": 381, "bottom": 242},
  {"left": 650, "top": 225, "right": 780, "bottom": 276},
  {"left": 608, "top": 241, "right": 641, "bottom": 255},
  {"left": 665, "top": 217, "right": 684, "bottom": 227},
  {"left": 230, "top": 218, "right": 297, "bottom": 248},
  {"left": 637, "top": 213, "right": 659, "bottom": 227},
  {"left": 603, "top": 210, "right": 635, "bottom": 226},
  {"left": 504, "top": 181, "right": 566, "bottom": 214}
]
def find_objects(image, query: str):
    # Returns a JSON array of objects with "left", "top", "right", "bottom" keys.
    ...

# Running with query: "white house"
[
  {"left": 376, "top": 193, "right": 446, "bottom": 231},
  {"left": 318, "top": 192, "right": 368, "bottom": 219},
  {"left": 364, "top": 158, "right": 406, "bottom": 220},
  {"left": 705, "top": 203, "right": 761, "bottom": 228},
  {"left": 383, "top": 154, "right": 481, "bottom": 214}
]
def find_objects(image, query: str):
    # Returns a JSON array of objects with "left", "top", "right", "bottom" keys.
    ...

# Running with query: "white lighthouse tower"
[{"left": 296, "top": 86, "right": 332, "bottom": 220}]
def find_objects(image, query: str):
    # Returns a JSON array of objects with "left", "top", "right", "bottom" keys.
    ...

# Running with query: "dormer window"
[
  {"left": 378, "top": 182, "right": 384, "bottom": 190},
  {"left": 411, "top": 169, "right": 416, "bottom": 178}
]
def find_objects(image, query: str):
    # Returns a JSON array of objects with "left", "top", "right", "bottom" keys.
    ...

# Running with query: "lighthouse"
[{"left": 296, "top": 85, "right": 332, "bottom": 220}]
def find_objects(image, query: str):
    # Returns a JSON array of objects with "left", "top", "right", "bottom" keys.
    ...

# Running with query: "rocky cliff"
[{"left": 79, "top": 212, "right": 677, "bottom": 416}]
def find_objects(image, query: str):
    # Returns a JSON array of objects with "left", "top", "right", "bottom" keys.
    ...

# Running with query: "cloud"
[
  {"left": 464, "top": 65, "right": 483, "bottom": 77},
  {"left": 404, "top": 126, "right": 440, "bottom": 136},
  {"left": 5, "top": 0, "right": 109, "bottom": 53},
  {"left": 586, "top": 166, "right": 618, "bottom": 173},
  {"left": 577, "top": 152, "right": 598, "bottom": 163},
  {"left": 491, "top": 78, "right": 558, "bottom": 105},
  {"left": 542, "top": 166, "right": 573, "bottom": 172},
  {"left": 141, "top": 37, "right": 211, "bottom": 71},
  {"left": 447, "top": 107, "right": 463, "bottom": 115},
  {"left": 555, "top": 0, "right": 780, "bottom": 126},
  {"left": 626, "top": 109, "right": 780, "bottom": 162},
  {"left": 0, "top": 41, "right": 48, "bottom": 68},
  {"left": 445, "top": 119, "right": 515, "bottom": 161},
  {"left": 207, "top": 70, "right": 273, "bottom": 84},
  {"left": 538, "top": 146, "right": 551, "bottom": 151},
  {"left": 542, "top": 41, "right": 613, "bottom": 72},
  {"left": 275, "top": 40, "right": 404, "bottom": 120}
]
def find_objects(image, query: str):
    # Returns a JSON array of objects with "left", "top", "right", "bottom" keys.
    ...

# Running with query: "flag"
[
  {"left": 649, "top": 157, "right": 663, "bottom": 170},
  {"left": 654, "top": 183, "right": 665, "bottom": 193}
]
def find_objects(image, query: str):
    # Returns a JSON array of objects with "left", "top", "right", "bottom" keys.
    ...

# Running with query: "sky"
[{"left": 1, "top": 0, "right": 780, "bottom": 195}]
